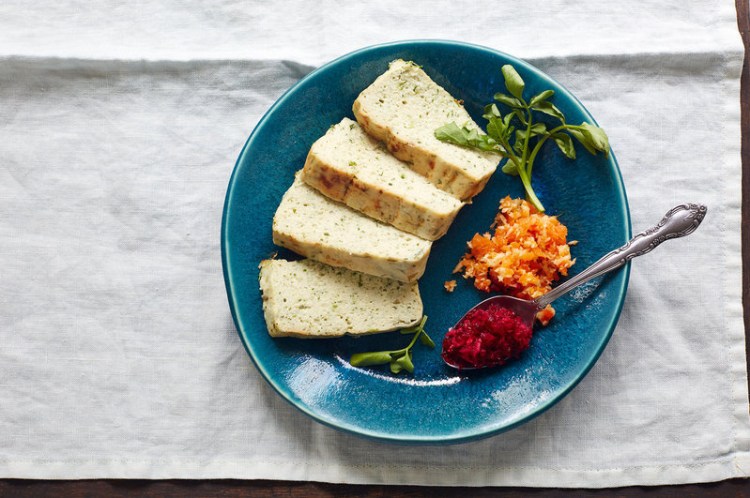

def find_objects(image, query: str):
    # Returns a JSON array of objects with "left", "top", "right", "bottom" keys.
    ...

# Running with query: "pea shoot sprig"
[
  {"left": 349, "top": 316, "right": 434, "bottom": 374},
  {"left": 435, "top": 65, "right": 610, "bottom": 212}
]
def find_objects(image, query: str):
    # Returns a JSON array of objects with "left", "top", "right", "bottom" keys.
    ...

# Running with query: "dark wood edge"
[
  {"left": 1, "top": 3, "right": 748, "bottom": 497},
  {"left": 0, "top": 478, "right": 749, "bottom": 497},
  {"left": 741, "top": 0, "right": 750, "bottom": 403}
]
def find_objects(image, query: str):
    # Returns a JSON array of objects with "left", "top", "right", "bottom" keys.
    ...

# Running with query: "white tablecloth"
[{"left": 0, "top": 0, "right": 747, "bottom": 488}]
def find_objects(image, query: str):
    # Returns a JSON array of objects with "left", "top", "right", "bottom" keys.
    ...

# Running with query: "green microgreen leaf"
[
  {"left": 419, "top": 330, "right": 436, "bottom": 348},
  {"left": 494, "top": 92, "right": 523, "bottom": 109},
  {"left": 486, "top": 118, "right": 505, "bottom": 143},
  {"left": 483, "top": 103, "right": 501, "bottom": 120},
  {"left": 501, "top": 65, "right": 525, "bottom": 101},
  {"left": 578, "top": 122, "right": 610, "bottom": 154},
  {"left": 552, "top": 133, "right": 576, "bottom": 159},
  {"left": 530, "top": 122, "right": 547, "bottom": 136},
  {"left": 511, "top": 108, "right": 527, "bottom": 126},
  {"left": 501, "top": 160, "right": 519, "bottom": 176},
  {"left": 392, "top": 353, "right": 414, "bottom": 374},
  {"left": 434, "top": 122, "right": 470, "bottom": 146},
  {"left": 529, "top": 89, "right": 554, "bottom": 106},
  {"left": 349, "top": 351, "right": 394, "bottom": 367},
  {"left": 434, "top": 123, "right": 499, "bottom": 152},
  {"left": 531, "top": 100, "right": 566, "bottom": 124},
  {"left": 568, "top": 128, "right": 597, "bottom": 155}
]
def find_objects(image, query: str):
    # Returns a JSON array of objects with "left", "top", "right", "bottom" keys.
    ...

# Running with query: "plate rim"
[{"left": 221, "top": 39, "right": 632, "bottom": 444}]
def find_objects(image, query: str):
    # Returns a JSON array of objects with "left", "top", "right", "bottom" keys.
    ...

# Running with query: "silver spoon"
[{"left": 443, "top": 203, "right": 708, "bottom": 370}]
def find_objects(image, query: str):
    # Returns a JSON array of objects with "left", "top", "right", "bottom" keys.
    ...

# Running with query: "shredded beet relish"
[{"left": 442, "top": 304, "right": 533, "bottom": 370}]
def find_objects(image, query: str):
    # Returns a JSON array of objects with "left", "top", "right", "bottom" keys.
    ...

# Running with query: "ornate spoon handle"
[{"left": 534, "top": 203, "right": 707, "bottom": 309}]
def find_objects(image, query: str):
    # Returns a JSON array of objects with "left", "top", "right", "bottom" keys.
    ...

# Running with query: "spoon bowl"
[
  {"left": 443, "top": 203, "right": 707, "bottom": 370},
  {"left": 442, "top": 295, "right": 541, "bottom": 370}
]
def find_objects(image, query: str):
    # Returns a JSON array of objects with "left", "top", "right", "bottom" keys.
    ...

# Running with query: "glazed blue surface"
[{"left": 221, "top": 40, "right": 631, "bottom": 444}]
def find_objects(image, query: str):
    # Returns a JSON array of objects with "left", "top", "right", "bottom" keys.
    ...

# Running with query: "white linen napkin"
[{"left": 0, "top": 0, "right": 747, "bottom": 487}]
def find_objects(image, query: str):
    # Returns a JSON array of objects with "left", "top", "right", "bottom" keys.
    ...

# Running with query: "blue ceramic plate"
[{"left": 222, "top": 40, "right": 631, "bottom": 444}]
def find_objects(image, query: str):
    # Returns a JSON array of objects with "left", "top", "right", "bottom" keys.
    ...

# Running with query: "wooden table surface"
[{"left": 2, "top": 3, "right": 748, "bottom": 497}]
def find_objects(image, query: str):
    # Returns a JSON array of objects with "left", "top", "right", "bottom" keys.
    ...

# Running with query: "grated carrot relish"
[{"left": 454, "top": 196, "right": 575, "bottom": 326}]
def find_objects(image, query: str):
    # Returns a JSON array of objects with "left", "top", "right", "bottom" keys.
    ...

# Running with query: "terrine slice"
[
  {"left": 259, "top": 259, "right": 422, "bottom": 338},
  {"left": 353, "top": 59, "right": 499, "bottom": 201},
  {"left": 302, "top": 118, "right": 464, "bottom": 241},
  {"left": 272, "top": 173, "right": 431, "bottom": 283}
]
